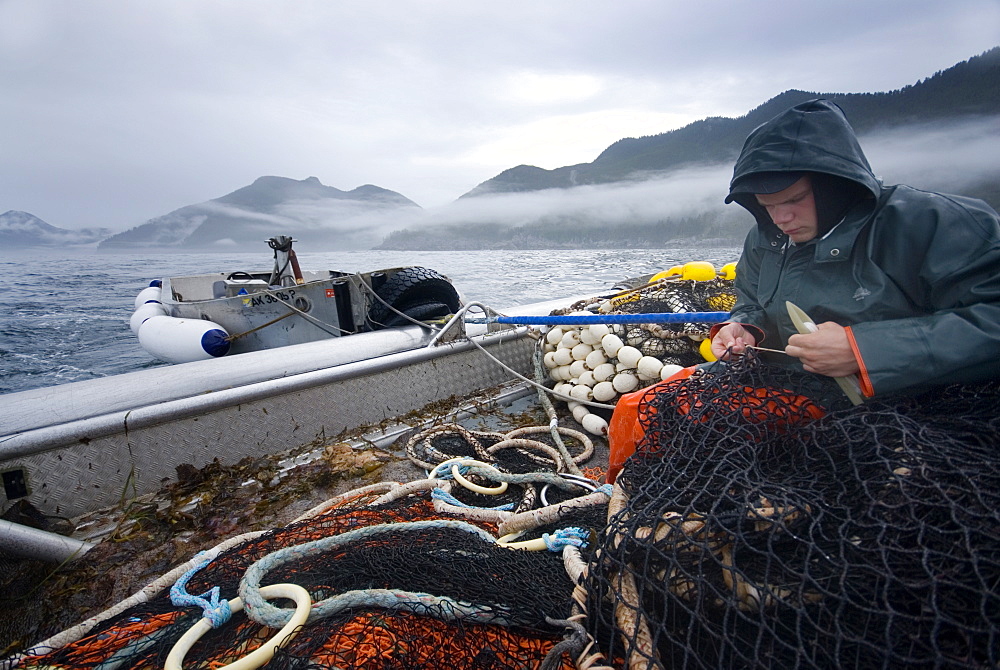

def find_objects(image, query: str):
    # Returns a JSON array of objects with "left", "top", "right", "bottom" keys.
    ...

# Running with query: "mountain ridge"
[
  {"left": 0, "top": 210, "right": 112, "bottom": 247},
  {"left": 377, "top": 48, "right": 1000, "bottom": 250},
  {"left": 97, "top": 175, "right": 419, "bottom": 250},
  {"left": 461, "top": 47, "right": 1000, "bottom": 199}
]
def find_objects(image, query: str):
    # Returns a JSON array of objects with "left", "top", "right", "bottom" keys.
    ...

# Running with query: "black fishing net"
[{"left": 585, "top": 354, "right": 1000, "bottom": 669}]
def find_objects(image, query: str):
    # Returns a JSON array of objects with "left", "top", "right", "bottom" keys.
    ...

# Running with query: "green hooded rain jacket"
[{"left": 725, "top": 99, "right": 1000, "bottom": 398}]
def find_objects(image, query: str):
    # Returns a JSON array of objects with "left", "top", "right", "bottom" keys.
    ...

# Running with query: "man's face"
[{"left": 755, "top": 175, "right": 818, "bottom": 243}]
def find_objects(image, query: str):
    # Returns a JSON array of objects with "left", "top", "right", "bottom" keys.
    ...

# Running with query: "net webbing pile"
[
  {"left": 10, "top": 424, "right": 614, "bottom": 670},
  {"left": 583, "top": 355, "right": 1000, "bottom": 669}
]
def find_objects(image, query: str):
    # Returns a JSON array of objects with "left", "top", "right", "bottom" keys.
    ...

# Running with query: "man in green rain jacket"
[{"left": 711, "top": 99, "right": 1000, "bottom": 400}]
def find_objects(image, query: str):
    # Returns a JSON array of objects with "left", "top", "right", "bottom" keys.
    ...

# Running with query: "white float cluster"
[
  {"left": 130, "top": 283, "right": 233, "bottom": 363},
  {"left": 542, "top": 318, "right": 685, "bottom": 437}
]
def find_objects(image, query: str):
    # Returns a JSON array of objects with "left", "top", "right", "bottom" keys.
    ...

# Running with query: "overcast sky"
[{"left": 1, "top": 0, "right": 997, "bottom": 231}]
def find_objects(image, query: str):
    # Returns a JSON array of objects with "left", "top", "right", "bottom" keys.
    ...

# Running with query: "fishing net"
[
  {"left": 11, "top": 424, "right": 614, "bottom": 670},
  {"left": 584, "top": 353, "right": 1000, "bottom": 669}
]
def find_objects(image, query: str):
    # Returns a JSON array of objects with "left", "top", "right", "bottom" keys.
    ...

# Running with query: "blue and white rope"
[{"left": 169, "top": 551, "right": 231, "bottom": 628}]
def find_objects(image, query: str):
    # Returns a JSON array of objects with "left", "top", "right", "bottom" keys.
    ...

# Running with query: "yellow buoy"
[
  {"left": 650, "top": 268, "right": 678, "bottom": 282},
  {"left": 699, "top": 337, "right": 717, "bottom": 362},
  {"left": 681, "top": 261, "right": 716, "bottom": 281},
  {"left": 719, "top": 262, "right": 737, "bottom": 280}
]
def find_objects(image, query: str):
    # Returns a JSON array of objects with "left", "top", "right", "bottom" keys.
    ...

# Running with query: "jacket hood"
[{"left": 726, "top": 99, "right": 882, "bottom": 233}]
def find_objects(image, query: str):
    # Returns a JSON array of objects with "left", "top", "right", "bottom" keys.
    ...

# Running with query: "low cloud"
[
  {"left": 431, "top": 164, "right": 735, "bottom": 226},
  {"left": 863, "top": 115, "right": 1000, "bottom": 192},
  {"left": 376, "top": 115, "right": 1000, "bottom": 244}
]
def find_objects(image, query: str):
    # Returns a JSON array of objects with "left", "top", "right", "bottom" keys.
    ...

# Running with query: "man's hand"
[
  {"left": 785, "top": 322, "right": 860, "bottom": 377},
  {"left": 711, "top": 322, "right": 757, "bottom": 360}
]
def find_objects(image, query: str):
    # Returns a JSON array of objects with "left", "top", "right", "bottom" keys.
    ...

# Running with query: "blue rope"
[
  {"left": 481, "top": 312, "right": 730, "bottom": 325},
  {"left": 543, "top": 527, "right": 590, "bottom": 551},
  {"left": 428, "top": 461, "right": 476, "bottom": 480},
  {"left": 169, "top": 551, "right": 231, "bottom": 628}
]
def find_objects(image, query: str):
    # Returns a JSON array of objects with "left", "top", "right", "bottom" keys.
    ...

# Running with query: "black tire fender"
[
  {"left": 370, "top": 301, "right": 454, "bottom": 329},
  {"left": 366, "top": 267, "right": 461, "bottom": 330}
]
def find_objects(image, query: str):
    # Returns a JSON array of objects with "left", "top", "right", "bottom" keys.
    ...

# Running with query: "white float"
[
  {"left": 133, "top": 284, "right": 163, "bottom": 309},
  {"left": 560, "top": 329, "right": 582, "bottom": 348},
  {"left": 137, "top": 315, "right": 231, "bottom": 363},
  {"left": 616, "top": 346, "right": 643, "bottom": 369},
  {"left": 569, "top": 360, "right": 588, "bottom": 378},
  {"left": 601, "top": 334, "right": 624, "bottom": 358},
  {"left": 592, "top": 363, "right": 616, "bottom": 382},
  {"left": 129, "top": 302, "right": 168, "bottom": 334},
  {"left": 585, "top": 349, "right": 607, "bottom": 369},
  {"left": 588, "top": 324, "right": 611, "bottom": 340},
  {"left": 612, "top": 372, "right": 639, "bottom": 393},
  {"left": 581, "top": 413, "right": 608, "bottom": 436},
  {"left": 552, "top": 348, "right": 574, "bottom": 367},
  {"left": 661, "top": 364, "right": 685, "bottom": 380},
  {"left": 579, "top": 326, "right": 601, "bottom": 345},
  {"left": 592, "top": 380, "right": 617, "bottom": 402},
  {"left": 636, "top": 355, "right": 665, "bottom": 380}
]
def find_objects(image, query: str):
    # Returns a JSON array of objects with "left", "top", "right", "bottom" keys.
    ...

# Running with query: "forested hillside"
[
  {"left": 379, "top": 48, "right": 999, "bottom": 250},
  {"left": 465, "top": 47, "right": 999, "bottom": 198}
]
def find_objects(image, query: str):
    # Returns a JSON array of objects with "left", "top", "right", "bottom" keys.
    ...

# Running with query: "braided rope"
[
  {"left": 292, "top": 481, "right": 403, "bottom": 522},
  {"left": 430, "top": 461, "right": 590, "bottom": 492},
  {"left": 427, "top": 457, "right": 538, "bottom": 513},
  {"left": 431, "top": 496, "right": 515, "bottom": 523},
  {"left": 404, "top": 423, "right": 494, "bottom": 469},
  {"left": 371, "top": 478, "right": 443, "bottom": 505},
  {"left": 405, "top": 422, "right": 594, "bottom": 475},
  {"left": 431, "top": 487, "right": 517, "bottom": 511}
]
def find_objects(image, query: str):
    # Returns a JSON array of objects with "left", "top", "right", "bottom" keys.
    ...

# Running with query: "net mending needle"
[{"left": 746, "top": 345, "right": 790, "bottom": 356}]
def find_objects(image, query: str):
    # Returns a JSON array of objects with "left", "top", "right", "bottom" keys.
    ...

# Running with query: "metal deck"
[{"left": 1, "top": 328, "right": 534, "bottom": 519}]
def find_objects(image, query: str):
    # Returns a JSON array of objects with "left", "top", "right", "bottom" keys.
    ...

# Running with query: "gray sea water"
[{"left": 0, "top": 246, "right": 740, "bottom": 396}]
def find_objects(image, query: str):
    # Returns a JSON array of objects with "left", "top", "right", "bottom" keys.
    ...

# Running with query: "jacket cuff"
[{"left": 844, "top": 326, "right": 875, "bottom": 397}]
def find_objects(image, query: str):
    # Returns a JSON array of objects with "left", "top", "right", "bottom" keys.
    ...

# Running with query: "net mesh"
[
  {"left": 16, "top": 495, "right": 583, "bottom": 669},
  {"left": 12, "top": 423, "right": 612, "bottom": 670},
  {"left": 584, "top": 354, "right": 1000, "bottom": 669}
]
